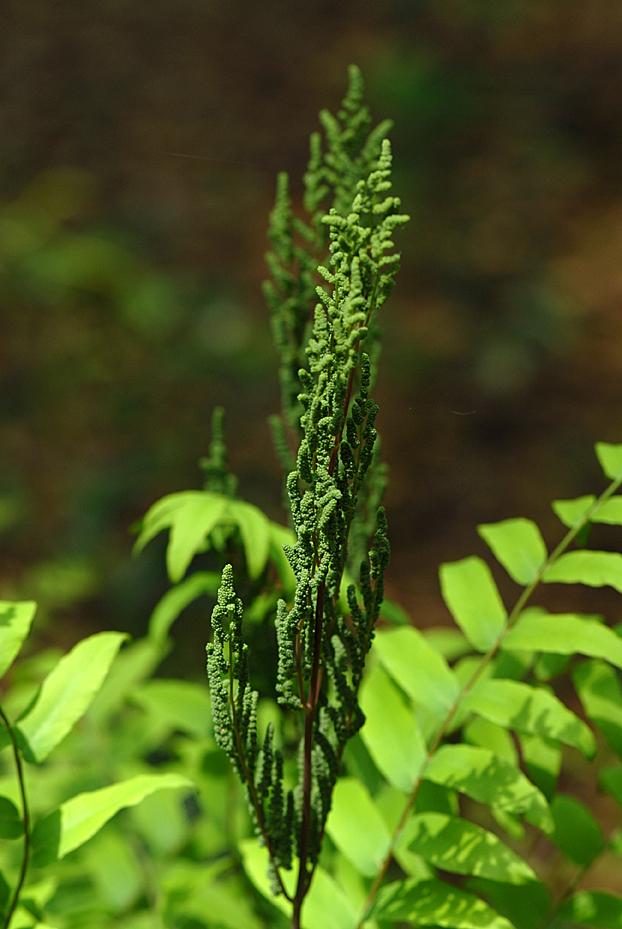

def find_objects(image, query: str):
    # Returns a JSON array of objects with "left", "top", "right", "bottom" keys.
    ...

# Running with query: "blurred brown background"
[{"left": 2, "top": 0, "right": 622, "bottom": 644}]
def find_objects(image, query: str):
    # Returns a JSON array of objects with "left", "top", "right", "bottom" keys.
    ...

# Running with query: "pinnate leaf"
[
  {"left": 424, "top": 744, "right": 552, "bottom": 832},
  {"left": 478, "top": 518, "right": 547, "bottom": 585},
  {"left": 17, "top": 631, "right": 126, "bottom": 762},
  {"left": 0, "top": 601, "right": 36, "bottom": 678},
  {"left": 31, "top": 773, "right": 192, "bottom": 866},
  {"left": 374, "top": 627, "right": 459, "bottom": 717},
  {"left": 440, "top": 557, "right": 507, "bottom": 651},
  {"left": 372, "top": 877, "right": 513, "bottom": 928},
  {"left": 574, "top": 660, "right": 622, "bottom": 757},
  {"left": 463, "top": 678, "right": 595, "bottom": 756},
  {"left": 550, "top": 795, "right": 604, "bottom": 867},
  {"left": 596, "top": 442, "right": 622, "bottom": 480},
  {"left": 543, "top": 551, "right": 622, "bottom": 594},
  {"left": 503, "top": 610, "right": 622, "bottom": 669},
  {"left": 407, "top": 813, "right": 536, "bottom": 884},
  {"left": 558, "top": 890, "right": 622, "bottom": 928},
  {"left": 360, "top": 664, "right": 426, "bottom": 792},
  {"left": 326, "top": 779, "right": 390, "bottom": 876}
]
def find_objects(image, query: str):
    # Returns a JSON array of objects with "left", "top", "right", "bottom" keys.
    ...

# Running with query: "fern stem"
[
  {"left": 356, "top": 471, "right": 622, "bottom": 927},
  {"left": 0, "top": 705, "right": 31, "bottom": 929}
]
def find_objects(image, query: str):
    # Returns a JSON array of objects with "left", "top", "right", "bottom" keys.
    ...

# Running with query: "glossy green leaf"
[
  {"left": 543, "top": 551, "right": 622, "bottom": 594},
  {"left": 232, "top": 501, "right": 271, "bottom": 579},
  {"left": 0, "top": 601, "right": 37, "bottom": 678},
  {"left": 148, "top": 572, "right": 221, "bottom": 642},
  {"left": 463, "top": 679, "right": 595, "bottom": 756},
  {"left": 503, "top": 610, "right": 622, "bottom": 669},
  {"left": 360, "top": 663, "right": 426, "bottom": 792},
  {"left": 240, "top": 838, "right": 356, "bottom": 929},
  {"left": 440, "top": 557, "right": 507, "bottom": 651},
  {"left": 596, "top": 442, "right": 622, "bottom": 480},
  {"left": 478, "top": 518, "right": 547, "bottom": 585},
  {"left": 166, "top": 493, "right": 229, "bottom": 582},
  {"left": 31, "top": 772, "right": 192, "bottom": 866},
  {"left": 550, "top": 795, "right": 604, "bottom": 867},
  {"left": 132, "top": 679, "right": 212, "bottom": 738},
  {"left": 574, "top": 660, "right": 622, "bottom": 757},
  {"left": 374, "top": 627, "right": 459, "bottom": 717},
  {"left": 17, "top": 631, "right": 126, "bottom": 762},
  {"left": 372, "top": 877, "right": 513, "bottom": 928},
  {"left": 0, "top": 796, "right": 23, "bottom": 838},
  {"left": 558, "top": 890, "right": 622, "bottom": 928},
  {"left": 407, "top": 813, "right": 535, "bottom": 883},
  {"left": 424, "top": 744, "right": 551, "bottom": 831},
  {"left": 326, "top": 778, "right": 390, "bottom": 876}
]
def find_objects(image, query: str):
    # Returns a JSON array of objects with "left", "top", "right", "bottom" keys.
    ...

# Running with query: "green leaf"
[
  {"left": 520, "top": 733, "right": 562, "bottom": 799},
  {"left": 326, "top": 779, "right": 390, "bottom": 876},
  {"left": 0, "top": 796, "right": 23, "bottom": 838},
  {"left": 268, "top": 522, "right": 296, "bottom": 592},
  {"left": 503, "top": 610, "right": 622, "bottom": 669},
  {"left": 371, "top": 877, "right": 513, "bottom": 928},
  {"left": 558, "top": 890, "right": 622, "bottom": 928},
  {"left": 30, "top": 772, "right": 193, "bottom": 866},
  {"left": 85, "top": 829, "right": 142, "bottom": 911},
  {"left": 424, "top": 627, "right": 472, "bottom": 661},
  {"left": 440, "top": 557, "right": 507, "bottom": 651},
  {"left": 543, "top": 551, "right": 622, "bottom": 594},
  {"left": 240, "top": 839, "right": 356, "bottom": 929},
  {"left": 89, "top": 637, "right": 164, "bottom": 724},
  {"left": 133, "top": 492, "right": 188, "bottom": 553},
  {"left": 552, "top": 496, "right": 622, "bottom": 529},
  {"left": 596, "top": 442, "right": 622, "bottom": 480},
  {"left": 132, "top": 679, "right": 212, "bottom": 738},
  {"left": 550, "top": 795, "right": 604, "bottom": 867},
  {"left": 467, "top": 879, "right": 551, "bottom": 929},
  {"left": 464, "top": 718, "right": 518, "bottom": 765},
  {"left": 148, "top": 572, "right": 221, "bottom": 642},
  {"left": 360, "top": 663, "right": 426, "bottom": 792},
  {"left": 166, "top": 493, "right": 229, "bottom": 582},
  {"left": 462, "top": 679, "right": 595, "bottom": 756},
  {"left": 374, "top": 627, "right": 459, "bottom": 717},
  {"left": 407, "top": 813, "right": 536, "bottom": 884},
  {"left": 424, "top": 744, "right": 552, "bottom": 832},
  {"left": 574, "top": 660, "right": 622, "bottom": 757},
  {"left": 0, "top": 601, "right": 37, "bottom": 679},
  {"left": 17, "top": 631, "right": 127, "bottom": 762},
  {"left": 478, "top": 518, "right": 547, "bottom": 585},
  {"left": 231, "top": 501, "right": 271, "bottom": 579}
]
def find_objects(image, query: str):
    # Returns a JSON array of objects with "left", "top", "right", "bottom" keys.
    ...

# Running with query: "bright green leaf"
[
  {"left": 463, "top": 679, "right": 595, "bottom": 756},
  {"left": 574, "top": 660, "right": 622, "bottom": 757},
  {"left": 133, "top": 492, "right": 188, "bottom": 554},
  {"left": 440, "top": 557, "right": 507, "bottom": 651},
  {"left": 424, "top": 627, "right": 472, "bottom": 661},
  {"left": 326, "top": 778, "right": 390, "bottom": 876},
  {"left": 17, "top": 631, "right": 127, "bottom": 762},
  {"left": 360, "top": 664, "right": 426, "bottom": 793},
  {"left": 407, "top": 813, "right": 535, "bottom": 884},
  {"left": 0, "top": 601, "right": 36, "bottom": 679},
  {"left": 558, "top": 890, "right": 622, "bottom": 928},
  {"left": 372, "top": 877, "right": 513, "bottom": 928},
  {"left": 543, "top": 551, "right": 622, "bottom": 594},
  {"left": 149, "top": 572, "right": 221, "bottom": 642},
  {"left": 232, "top": 501, "right": 271, "bottom": 579},
  {"left": 503, "top": 610, "right": 622, "bottom": 670},
  {"left": 464, "top": 718, "right": 518, "bottom": 765},
  {"left": 552, "top": 495, "right": 622, "bottom": 529},
  {"left": 550, "top": 795, "right": 604, "bottom": 867},
  {"left": 166, "top": 493, "right": 229, "bottom": 582},
  {"left": 31, "top": 773, "right": 193, "bottom": 866},
  {"left": 374, "top": 627, "right": 459, "bottom": 717},
  {"left": 132, "top": 679, "right": 212, "bottom": 738},
  {"left": 478, "top": 518, "right": 547, "bottom": 585},
  {"left": 424, "top": 744, "right": 551, "bottom": 832},
  {"left": 596, "top": 442, "right": 622, "bottom": 480}
]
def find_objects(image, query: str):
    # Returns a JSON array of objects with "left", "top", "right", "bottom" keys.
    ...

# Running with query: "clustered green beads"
[{"left": 206, "top": 69, "right": 408, "bottom": 895}]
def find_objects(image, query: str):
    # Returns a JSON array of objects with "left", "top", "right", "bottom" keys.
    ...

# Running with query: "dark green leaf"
[
  {"left": 550, "top": 795, "right": 604, "bottom": 866},
  {"left": 558, "top": 890, "right": 622, "bottom": 928},
  {"left": 0, "top": 796, "right": 23, "bottom": 839},
  {"left": 574, "top": 660, "right": 622, "bottom": 757}
]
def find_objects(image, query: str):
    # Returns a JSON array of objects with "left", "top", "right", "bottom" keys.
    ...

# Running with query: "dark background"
[{"left": 2, "top": 0, "right": 622, "bottom": 646}]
